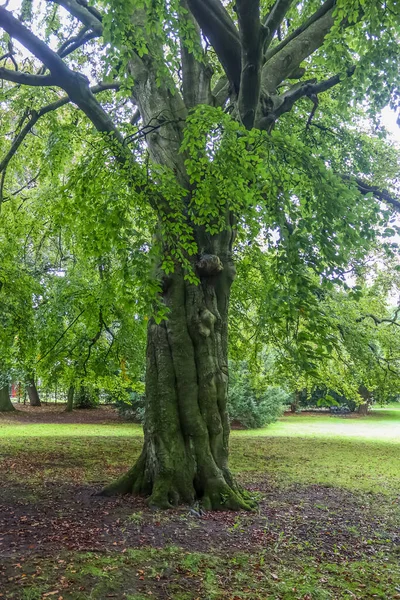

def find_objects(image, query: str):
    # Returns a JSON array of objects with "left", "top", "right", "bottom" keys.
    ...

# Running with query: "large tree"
[{"left": 0, "top": 0, "right": 399, "bottom": 508}]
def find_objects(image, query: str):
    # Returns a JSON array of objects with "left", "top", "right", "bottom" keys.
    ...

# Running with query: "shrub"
[
  {"left": 228, "top": 361, "right": 288, "bottom": 428},
  {"left": 115, "top": 390, "right": 145, "bottom": 422}
]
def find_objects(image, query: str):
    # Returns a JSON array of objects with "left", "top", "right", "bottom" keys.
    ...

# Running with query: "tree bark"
[
  {"left": 26, "top": 375, "right": 41, "bottom": 407},
  {"left": 358, "top": 385, "right": 371, "bottom": 416},
  {"left": 66, "top": 385, "right": 74, "bottom": 412},
  {"left": 0, "top": 384, "right": 15, "bottom": 412},
  {"left": 358, "top": 402, "right": 369, "bottom": 416},
  {"left": 101, "top": 235, "right": 254, "bottom": 510},
  {"left": 290, "top": 390, "right": 301, "bottom": 413}
]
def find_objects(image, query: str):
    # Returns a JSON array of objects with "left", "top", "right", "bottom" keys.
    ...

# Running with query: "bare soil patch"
[{"left": 0, "top": 404, "right": 122, "bottom": 424}]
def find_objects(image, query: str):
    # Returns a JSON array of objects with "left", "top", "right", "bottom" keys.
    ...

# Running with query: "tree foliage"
[{"left": 1, "top": 0, "right": 400, "bottom": 507}]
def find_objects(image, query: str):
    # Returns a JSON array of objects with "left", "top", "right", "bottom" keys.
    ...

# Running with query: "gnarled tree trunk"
[
  {"left": 26, "top": 375, "right": 41, "bottom": 407},
  {"left": 0, "top": 384, "right": 15, "bottom": 412},
  {"left": 102, "top": 232, "right": 254, "bottom": 510},
  {"left": 101, "top": 17, "right": 256, "bottom": 510}
]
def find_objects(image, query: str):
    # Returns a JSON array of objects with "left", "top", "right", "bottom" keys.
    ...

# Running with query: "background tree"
[
  {"left": 232, "top": 258, "right": 400, "bottom": 412},
  {"left": 0, "top": 0, "right": 400, "bottom": 508}
]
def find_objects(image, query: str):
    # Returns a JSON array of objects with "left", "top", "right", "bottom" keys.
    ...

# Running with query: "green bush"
[
  {"left": 74, "top": 386, "right": 99, "bottom": 409},
  {"left": 228, "top": 361, "right": 288, "bottom": 428},
  {"left": 115, "top": 390, "right": 145, "bottom": 422}
]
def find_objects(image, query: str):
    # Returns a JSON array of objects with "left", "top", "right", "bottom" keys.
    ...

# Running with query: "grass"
[
  {"left": 1, "top": 405, "right": 400, "bottom": 599},
  {"left": 1, "top": 405, "right": 399, "bottom": 494},
  {"left": 8, "top": 547, "right": 400, "bottom": 600},
  {"left": 1, "top": 404, "right": 398, "bottom": 441}
]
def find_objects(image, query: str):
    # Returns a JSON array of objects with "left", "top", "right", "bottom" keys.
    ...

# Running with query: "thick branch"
[
  {"left": 180, "top": 0, "right": 212, "bottom": 109},
  {"left": 0, "top": 7, "right": 122, "bottom": 140},
  {"left": 263, "top": 0, "right": 294, "bottom": 52},
  {"left": 47, "top": 0, "right": 103, "bottom": 35},
  {"left": 186, "top": 0, "right": 241, "bottom": 91},
  {"left": 236, "top": 0, "right": 262, "bottom": 129},
  {"left": 262, "top": 5, "right": 335, "bottom": 92},
  {"left": 274, "top": 66, "right": 356, "bottom": 118},
  {"left": 265, "top": 0, "right": 335, "bottom": 62},
  {"left": 0, "top": 67, "right": 55, "bottom": 86},
  {"left": 0, "top": 6, "right": 72, "bottom": 73}
]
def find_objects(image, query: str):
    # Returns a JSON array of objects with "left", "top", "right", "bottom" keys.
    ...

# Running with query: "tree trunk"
[
  {"left": 290, "top": 390, "right": 301, "bottom": 413},
  {"left": 358, "top": 385, "right": 371, "bottom": 416},
  {"left": 66, "top": 385, "right": 74, "bottom": 412},
  {"left": 0, "top": 385, "right": 15, "bottom": 412},
  {"left": 26, "top": 375, "right": 41, "bottom": 407},
  {"left": 102, "top": 236, "right": 254, "bottom": 510}
]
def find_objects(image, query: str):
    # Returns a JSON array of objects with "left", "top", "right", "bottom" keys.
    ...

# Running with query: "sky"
[{"left": 381, "top": 107, "right": 400, "bottom": 144}]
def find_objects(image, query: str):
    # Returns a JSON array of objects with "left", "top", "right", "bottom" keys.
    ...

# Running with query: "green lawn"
[
  {"left": 1, "top": 404, "right": 399, "bottom": 440},
  {"left": 1, "top": 406, "right": 399, "bottom": 599},
  {"left": 236, "top": 405, "right": 400, "bottom": 443}
]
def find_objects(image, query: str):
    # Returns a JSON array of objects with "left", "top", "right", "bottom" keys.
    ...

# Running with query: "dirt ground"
[{"left": 2, "top": 403, "right": 123, "bottom": 424}]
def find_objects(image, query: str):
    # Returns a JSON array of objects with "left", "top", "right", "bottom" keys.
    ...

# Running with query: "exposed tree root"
[{"left": 99, "top": 454, "right": 256, "bottom": 511}]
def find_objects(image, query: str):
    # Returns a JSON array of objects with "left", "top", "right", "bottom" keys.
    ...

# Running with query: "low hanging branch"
[
  {"left": 37, "top": 309, "right": 86, "bottom": 364},
  {"left": 0, "top": 82, "right": 121, "bottom": 180}
]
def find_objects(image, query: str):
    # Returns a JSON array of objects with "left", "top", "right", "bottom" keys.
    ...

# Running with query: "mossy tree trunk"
[
  {"left": 26, "top": 375, "right": 41, "bottom": 407},
  {"left": 0, "top": 384, "right": 15, "bottom": 412},
  {"left": 102, "top": 229, "right": 254, "bottom": 510}
]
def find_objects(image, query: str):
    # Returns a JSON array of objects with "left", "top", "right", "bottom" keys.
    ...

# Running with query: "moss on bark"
[{"left": 101, "top": 249, "right": 256, "bottom": 511}]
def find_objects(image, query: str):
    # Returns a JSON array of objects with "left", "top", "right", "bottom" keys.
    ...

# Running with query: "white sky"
[{"left": 381, "top": 106, "right": 400, "bottom": 143}]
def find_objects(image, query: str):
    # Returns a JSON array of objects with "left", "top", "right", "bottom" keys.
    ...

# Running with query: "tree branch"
[
  {"left": 47, "top": 0, "right": 103, "bottom": 35},
  {"left": 236, "top": 0, "right": 263, "bottom": 129},
  {"left": 180, "top": 0, "right": 213, "bottom": 109},
  {"left": 186, "top": 0, "right": 241, "bottom": 91},
  {"left": 357, "top": 306, "right": 400, "bottom": 327},
  {"left": 37, "top": 309, "right": 86, "bottom": 364},
  {"left": 262, "top": 3, "right": 335, "bottom": 92},
  {"left": 0, "top": 6, "right": 123, "bottom": 141},
  {"left": 58, "top": 28, "right": 97, "bottom": 58},
  {"left": 265, "top": 0, "right": 335, "bottom": 63},
  {"left": 263, "top": 0, "right": 294, "bottom": 53},
  {"left": 0, "top": 67, "right": 55, "bottom": 86},
  {"left": 341, "top": 175, "right": 400, "bottom": 213},
  {"left": 0, "top": 82, "right": 121, "bottom": 178},
  {"left": 274, "top": 66, "right": 356, "bottom": 118}
]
